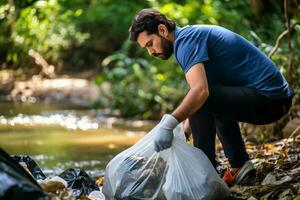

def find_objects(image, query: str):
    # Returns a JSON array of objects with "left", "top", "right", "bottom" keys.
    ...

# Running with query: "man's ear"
[{"left": 158, "top": 24, "right": 169, "bottom": 38}]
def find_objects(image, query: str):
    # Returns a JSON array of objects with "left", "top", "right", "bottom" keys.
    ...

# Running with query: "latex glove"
[{"left": 154, "top": 114, "right": 179, "bottom": 152}]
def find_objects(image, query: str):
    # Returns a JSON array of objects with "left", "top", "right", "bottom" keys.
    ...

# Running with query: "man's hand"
[{"left": 154, "top": 114, "right": 179, "bottom": 152}]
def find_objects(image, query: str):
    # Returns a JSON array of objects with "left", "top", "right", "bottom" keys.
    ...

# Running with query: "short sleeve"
[{"left": 175, "top": 36, "right": 209, "bottom": 73}]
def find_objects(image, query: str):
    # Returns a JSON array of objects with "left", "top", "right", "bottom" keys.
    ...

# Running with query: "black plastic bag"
[
  {"left": 0, "top": 148, "right": 50, "bottom": 200},
  {"left": 59, "top": 168, "right": 99, "bottom": 198},
  {"left": 11, "top": 155, "right": 46, "bottom": 180}
]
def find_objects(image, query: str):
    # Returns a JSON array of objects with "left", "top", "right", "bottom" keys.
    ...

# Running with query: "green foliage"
[
  {"left": 0, "top": 0, "right": 146, "bottom": 71},
  {"left": 95, "top": 41, "right": 187, "bottom": 119},
  {"left": 10, "top": 0, "right": 89, "bottom": 67},
  {"left": 1, "top": 0, "right": 299, "bottom": 118},
  {"left": 61, "top": 0, "right": 147, "bottom": 70},
  {"left": 0, "top": 3, "right": 11, "bottom": 64}
]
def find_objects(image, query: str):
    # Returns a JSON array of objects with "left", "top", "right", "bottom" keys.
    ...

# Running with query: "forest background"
[{"left": 1, "top": 0, "right": 299, "bottom": 121}]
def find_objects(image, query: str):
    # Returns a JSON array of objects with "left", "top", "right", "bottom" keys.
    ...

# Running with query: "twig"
[
  {"left": 288, "top": 124, "right": 300, "bottom": 140},
  {"left": 284, "top": 0, "right": 293, "bottom": 71},
  {"left": 268, "top": 0, "right": 298, "bottom": 59},
  {"left": 268, "top": 29, "right": 289, "bottom": 58},
  {"left": 28, "top": 49, "right": 55, "bottom": 78},
  {"left": 7, "top": 0, "right": 15, "bottom": 25},
  {"left": 268, "top": 22, "right": 300, "bottom": 58},
  {"left": 284, "top": 0, "right": 291, "bottom": 50}
]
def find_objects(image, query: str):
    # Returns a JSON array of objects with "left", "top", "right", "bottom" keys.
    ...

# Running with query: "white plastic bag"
[{"left": 103, "top": 123, "right": 230, "bottom": 200}]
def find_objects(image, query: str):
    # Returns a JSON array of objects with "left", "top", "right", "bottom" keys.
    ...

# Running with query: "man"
[{"left": 129, "top": 8, "right": 293, "bottom": 186}]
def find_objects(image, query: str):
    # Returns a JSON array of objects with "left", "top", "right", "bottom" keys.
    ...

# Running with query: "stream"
[{"left": 0, "top": 102, "right": 147, "bottom": 179}]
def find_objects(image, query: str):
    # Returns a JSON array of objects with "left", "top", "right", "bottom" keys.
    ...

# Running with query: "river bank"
[{"left": 0, "top": 76, "right": 100, "bottom": 107}]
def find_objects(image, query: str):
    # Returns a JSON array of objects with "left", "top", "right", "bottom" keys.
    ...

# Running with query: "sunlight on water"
[
  {"left": 0, "top": 113, "right": 100, "bottom": 130},
  {"left": 0, "top": 102, "right": 149, "bottom": 179},
  {"left": 0, "top": 125, "right": 145, "bottom": 179}
]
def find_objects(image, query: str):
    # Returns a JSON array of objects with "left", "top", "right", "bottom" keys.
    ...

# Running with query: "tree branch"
[
  {"left": 28, "top": 49, "right": 55, "bottom": 79},
  {"left": 268, "top": 22, "right": 300, "bottom": 58},
  {"left": 268, "top": 29, "right": 289, "bottom": 58}
]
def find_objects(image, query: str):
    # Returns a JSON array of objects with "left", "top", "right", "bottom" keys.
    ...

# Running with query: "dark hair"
[{"left": 129, "top": 8, "right": 176, "bottom": 41}]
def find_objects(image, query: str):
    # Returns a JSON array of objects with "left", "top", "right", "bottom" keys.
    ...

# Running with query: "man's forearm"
[
  {"left": 172, "top": 87, "right": 209, "bottom": 122},
  {"left": 183, "top": 119, "right": 191, "bottom": 133}
]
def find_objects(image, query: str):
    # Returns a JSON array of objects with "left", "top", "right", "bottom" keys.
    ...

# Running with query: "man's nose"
[{"left": 147, "top": 48, "right": 155, "bottom": 56}]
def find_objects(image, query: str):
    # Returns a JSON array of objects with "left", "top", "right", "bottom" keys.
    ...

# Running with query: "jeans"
[{"left": 189, "top": 85, "right": 293, "bottom": 168}]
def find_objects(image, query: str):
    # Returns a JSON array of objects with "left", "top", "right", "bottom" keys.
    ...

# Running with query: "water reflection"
[
  {"left": 0, "top": 112, "right": 99, "bottom": 130},
  {"left": 0, "top": 125, "right": 145, "bottom": 179},
  {"left": 0, "top": 102, "right": 149, "bottom": 179}
]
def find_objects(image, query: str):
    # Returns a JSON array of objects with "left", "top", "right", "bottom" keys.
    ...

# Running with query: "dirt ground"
[{"left": 217, "top": 136, "right": 300, "bottom": 199}]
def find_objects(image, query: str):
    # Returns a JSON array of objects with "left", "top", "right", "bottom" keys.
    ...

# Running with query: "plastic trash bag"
[
  {"left": 88, "top": 190, "right": 106, "bottom": 200},
  {"left": 0, "top": 148, "right": 50, "bottom": 200},
  {"left": 11, "top": 155, "right": 46, "bottom": 180},
  {"left": 59, "top": 168, "right": 99, "bottom": 198},
  {"left": 39, "top": 176, "right": 76, "bottom": 200},
  {"left": 103, "top": 124, "right": 230, "bottom": 200}
]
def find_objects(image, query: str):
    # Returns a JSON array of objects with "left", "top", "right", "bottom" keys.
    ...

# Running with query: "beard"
[{"left": 153, "top": 36, "right": 173, "bottom": 60}]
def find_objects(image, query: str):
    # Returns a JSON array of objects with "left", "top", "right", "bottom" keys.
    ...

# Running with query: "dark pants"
[{"left": 189, "top": 85, "right": 292, "bottom": 168}]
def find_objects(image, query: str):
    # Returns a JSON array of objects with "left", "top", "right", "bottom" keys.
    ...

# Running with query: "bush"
[{"left": 95, "top": 41, "right": 187, "bottom": 119}]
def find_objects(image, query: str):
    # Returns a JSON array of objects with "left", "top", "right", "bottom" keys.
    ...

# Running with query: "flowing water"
[{"left": 0, "top": 102, "right": 147, "bottom": 179}]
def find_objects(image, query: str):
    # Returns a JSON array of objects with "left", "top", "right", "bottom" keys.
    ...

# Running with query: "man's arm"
[
  {"left": 152, "top": 63, "right": 208, "bottom": 151},
  {"left": 183, "top": 119, "right": 192, "bottom": 140},
  {"left": 172, "top": 63, "right": 209, "bottom": 122}
]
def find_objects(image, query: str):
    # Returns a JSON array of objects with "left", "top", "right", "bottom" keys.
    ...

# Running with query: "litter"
[{"left": 103, "top": 123, "right": 230, "bottom": 199}]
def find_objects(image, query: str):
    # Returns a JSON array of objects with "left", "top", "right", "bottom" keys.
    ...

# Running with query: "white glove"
[{"left": 153, "top": 114, "right": 179, "bottom": 152}]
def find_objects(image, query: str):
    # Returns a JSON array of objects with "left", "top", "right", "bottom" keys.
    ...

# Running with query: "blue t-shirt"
[{"left": 174, "top": 25, "right": 293, "bottom": 99}]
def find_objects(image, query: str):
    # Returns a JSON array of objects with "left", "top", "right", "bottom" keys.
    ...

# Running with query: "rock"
[
  {"left": 0, "top": 70, "right": 14, "bottom": 94},
  {"left": 9, "top": 78, "right": 100, "bottom": 106},
  {"left": 241, "top": 122, "right": 278, "bottom": 142},
  {"left": 282, "top": 118, "right": 300, "bottom": 138},
  {"left": 262, "top": 173, "right": 293, "bottom": 186},
  {"left": 261, "top": 173, "right": 276, "bottom": 185}
]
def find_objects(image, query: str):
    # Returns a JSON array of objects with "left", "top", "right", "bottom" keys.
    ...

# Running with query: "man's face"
[{"left": 137, "top": 31, "right": 173, "bottom": 60}]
